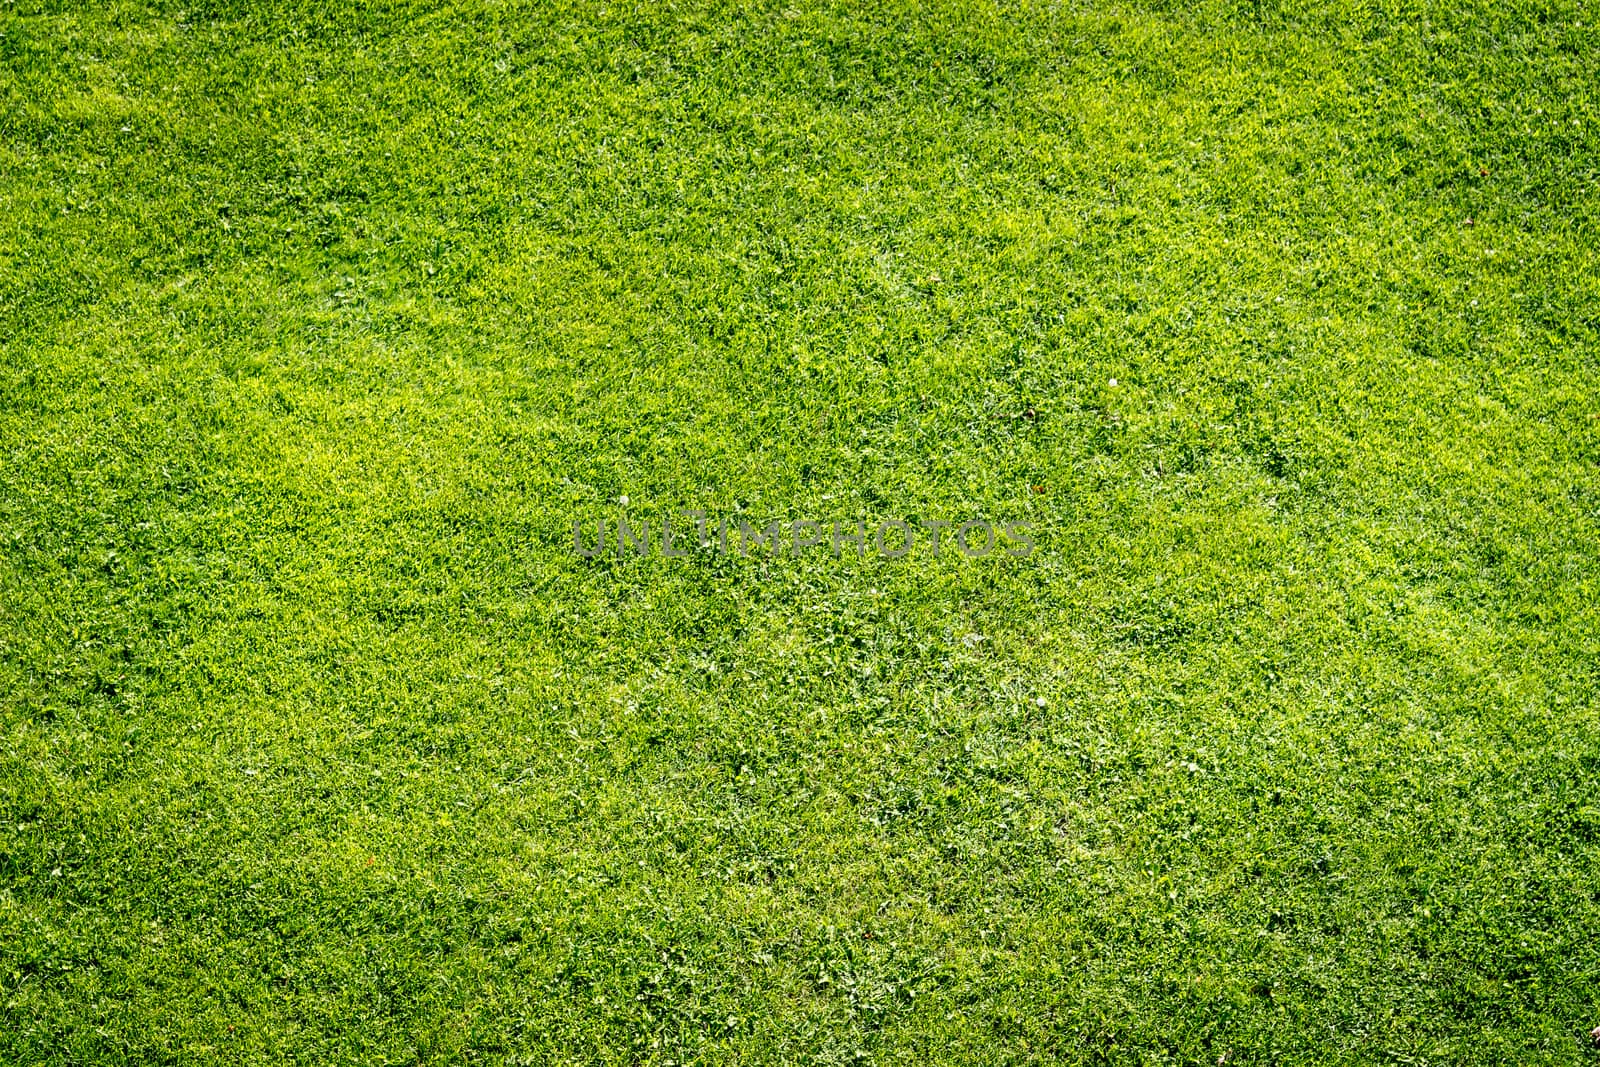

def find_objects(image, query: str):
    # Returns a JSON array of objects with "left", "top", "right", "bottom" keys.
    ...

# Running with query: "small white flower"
[
  {"left": 618, "top": 495, "right": 629, "bottom": 506},
  {"left": 1108, "top": 377, "right": 1118, "bottom": 387}
]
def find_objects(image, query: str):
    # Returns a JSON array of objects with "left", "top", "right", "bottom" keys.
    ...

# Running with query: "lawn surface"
[{"left": 3, "top": 0, "right": 1599, "bottom": 1063}]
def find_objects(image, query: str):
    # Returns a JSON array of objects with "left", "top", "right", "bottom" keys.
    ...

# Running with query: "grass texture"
[{"left": 2, "top": 0, "right": 1599, "bottom": 1062}]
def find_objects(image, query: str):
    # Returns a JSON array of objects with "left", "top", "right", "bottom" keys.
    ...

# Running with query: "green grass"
[{"left": 3, "top": 0, "right": 1599, "bottom": 1062}]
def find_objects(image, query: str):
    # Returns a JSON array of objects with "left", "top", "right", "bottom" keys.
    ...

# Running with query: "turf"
[{"left": 3, "top": 0, "right": 1599, "bottom": 1063}]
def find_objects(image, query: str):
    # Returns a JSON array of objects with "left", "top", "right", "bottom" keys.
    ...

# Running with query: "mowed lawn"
[{"left": 3, "top": 0, "right": 1599, "bottom": 1062}]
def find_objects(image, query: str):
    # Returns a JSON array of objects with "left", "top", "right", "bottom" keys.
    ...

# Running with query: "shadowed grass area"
[{"left": 2, "top": 0, "right": 1598, "bottom": 1063}]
